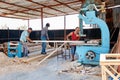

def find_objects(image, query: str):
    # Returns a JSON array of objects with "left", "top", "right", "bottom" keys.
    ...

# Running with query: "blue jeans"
[
  {"left": 21, "top": 42, "right": 28, "bottom": 57},
  {"left": 41, "top": 36, "right": 47, "bottom": 53},
  {"left": 71, "top": 46, "right": 76, "bottom": 55}
]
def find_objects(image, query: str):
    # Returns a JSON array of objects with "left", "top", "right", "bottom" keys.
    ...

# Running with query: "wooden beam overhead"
[
  {"left": 0, "top": 1, "right": 55, "bottom": 16},
  {"left": 26, "top": 0, "right": 67, "bottom": 14},
  {"left": 0, "top": 14, "right": 28, "bottom": 20},
  {"left": 48, "top": 0, "right": 81, "bottom": 7},
  {"left": 0, "top": 0, "right": 83, "bottom": 19},
  {"left": 0, "top": 6, "right": 55, "bottom": 18},
  {"left": 54, "top": 0, "right": 78, "bottom": 12},
  {"left": 20, "top": 0, "right": 81, "bottom": 12},
  {"left": 0, "top": 7, "right": 40, "bottom": 17}
]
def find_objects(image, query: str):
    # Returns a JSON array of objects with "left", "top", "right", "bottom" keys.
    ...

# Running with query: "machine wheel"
[{"left": 85, "top": 51, "right": 96, "bottom": 60}]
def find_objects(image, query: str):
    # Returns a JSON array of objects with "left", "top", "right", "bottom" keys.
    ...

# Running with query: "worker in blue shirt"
[
  {"left": 20, "top": 28, "right": 33, "bottom": 57},
  {"left": 41, "top": 23, "right": 50, "bottom": 54}
]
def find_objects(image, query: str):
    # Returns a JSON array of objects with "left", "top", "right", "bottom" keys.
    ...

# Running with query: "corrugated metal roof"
[
  {"left": 0, "top": 0, "right": 117, "bottom": 20},
  {"left": 0, "top": 0, "right": 83, "bottom": 20}
]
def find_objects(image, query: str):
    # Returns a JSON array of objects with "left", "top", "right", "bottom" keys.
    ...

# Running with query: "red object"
[{"left": 71, "top": 32, "right": 80, "bottom": 40}]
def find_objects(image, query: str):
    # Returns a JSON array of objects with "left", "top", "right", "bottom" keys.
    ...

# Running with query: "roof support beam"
[
  {"left": 0, "top": 15, "right": 27, "bottom": 20},
  {"left": 26, "top": 0, "right": 67, "bottom": 14},
  {"left": 47, "top": 0, "right": 81, "bottom": 8},
  {"left": 1, "top": 11, "right": 33, "bottom": 19},
  {"left": 41, "top": 8, "right": 43, "bottom": 29},
  {"left": 20, "top": 0, "right": 81, "bottom": 12},
  {"left": 0, "top": 0, "right": 82, "bottom": 19},
  {"left": 0, "top": 7, "right": 39, "bottom": 17},
  {"left": 54, "top": 0, "right": 78, "bottom": 12},
  {"left": 64, "top": 16, "right": 66, "bottom": 40},
  {"left": 0, "top": 1, "right": 55, "bottom": 16},
  {"left": 28, "top": 19, "right": 30, "bottom": 28}
]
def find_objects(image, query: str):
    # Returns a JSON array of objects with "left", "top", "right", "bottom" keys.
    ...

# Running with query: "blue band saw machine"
[{"left": 76, "top": 2, "right": 110, "bottom": 65}]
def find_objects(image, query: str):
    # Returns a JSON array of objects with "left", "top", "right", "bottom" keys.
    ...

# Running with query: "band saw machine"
[{"left": 76, "top": 1, "right": 110, "bottom": 65}]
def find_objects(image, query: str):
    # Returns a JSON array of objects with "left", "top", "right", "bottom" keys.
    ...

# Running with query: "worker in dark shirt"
[{"left": 41, "top": 23, "right": 50, "bottom": 54}]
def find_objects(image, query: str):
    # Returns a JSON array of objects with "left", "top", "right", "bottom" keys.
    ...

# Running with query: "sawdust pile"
[{"left": 0, "top": 52, "right": 39, "bottom": 75}]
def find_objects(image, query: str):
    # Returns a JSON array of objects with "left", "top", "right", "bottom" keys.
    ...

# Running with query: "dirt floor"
[
  {"left": 0, "top": 53, "right": 39, "bottom": 75},
  {"left": 0, "top": 52, "right": 102, "bottom": 80}
]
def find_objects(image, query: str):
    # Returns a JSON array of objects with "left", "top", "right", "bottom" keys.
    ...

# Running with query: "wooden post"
[
  {"left": 101, "top": 66, "right": 107, "bottom": 80},
  {"left": 41, "top": 8, "right": 43, "bottom": 29},
  {"left": 64, "top": 16, "right": 66, "bottom": 40},
  {"left": 28, "top": 19, "right": 30, "bottom": 28},
  {"left": 8, "top": 27, "right": 9, "bottom": 42}
]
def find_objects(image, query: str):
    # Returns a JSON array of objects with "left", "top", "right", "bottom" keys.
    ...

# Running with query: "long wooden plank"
[
  {"left": 33, "top": 40, "right": 99, "bottom": 46},
  {"left": 100, "top": 61, "right": 120, "bottom": 65},
  {"left": 27, "top": 55, "right": 46, "bottom": 62},
  {"left": 102, "top": 66, "right": 107, "bottom": 80},
  {"left": 23, "top": 49, "right": 62, "bottom": 62},
  {"left": 37, "top": 43, "right": 66, "bottom": 65}
]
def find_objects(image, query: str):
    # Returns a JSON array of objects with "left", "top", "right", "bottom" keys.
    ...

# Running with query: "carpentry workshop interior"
[{"left": 0, "top": 0, "right": 119, "bottom": 80}]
